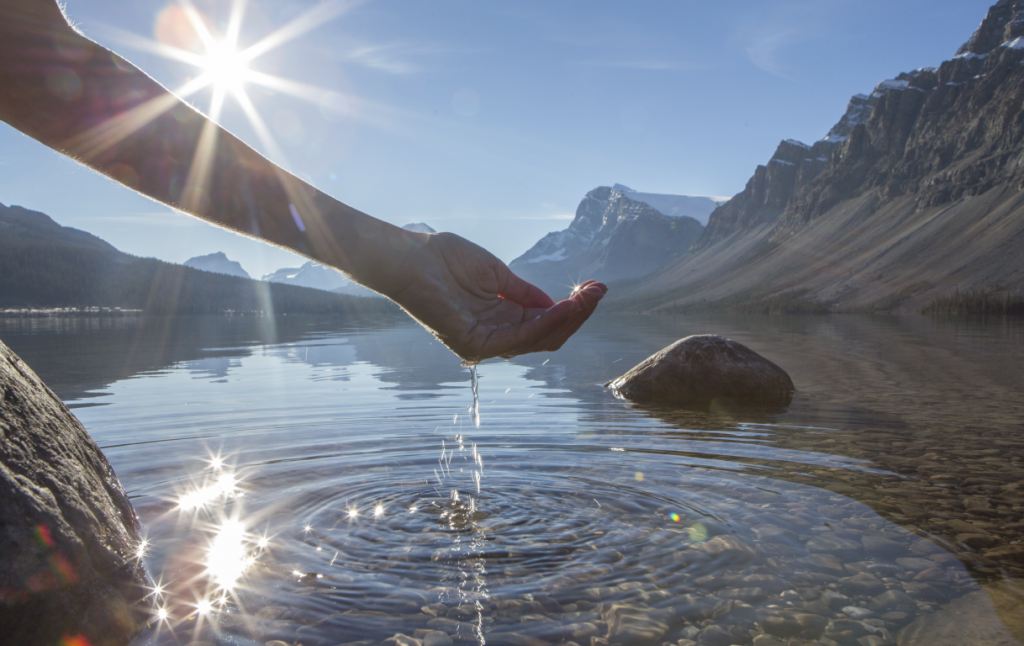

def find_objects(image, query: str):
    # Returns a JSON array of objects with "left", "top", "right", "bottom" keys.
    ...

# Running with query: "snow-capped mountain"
[
  {"left": 611, "top": 184, "right": 720, "bottom": 225},
  {"left": 262, "top": 262, "right": 350, "bottom": 291},
  {"left": 402, "top": 222, "right": 436, "bottom": 233},
  {"left": 509, "top": 186, "right": 704, "bottom": 298},
  {"left": 183, "top": 252, "right": 250, "bottom": 279}
]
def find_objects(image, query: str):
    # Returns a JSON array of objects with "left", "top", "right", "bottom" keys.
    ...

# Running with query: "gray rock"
[
  {"left": 606, "top": 335, "right": 794, "bottom": 407},
  {"left": 895, "top": 557, "right": 938, "bottom": 573},
  {"left": 867, "top": 589, "right": 916, "bottom": 613},
  {"left": 0, "top": 340, "right": 147, "bottom": 644},
  {"left": 698, "top": 535, "right": 760, "bottom": 566},
  {"left": 898, "top": 580, "right": 1024, "bottom": 645},
  {"left": 821, "top": 591, "right": 852, "bottom": 610},
  {"left": 840, "top": 572, "right": 886, "bottom": 596},
  {"left": 861, "top": 535, "right": 908, "bottom": 558},
  {"left": 843, "top": 606, "right": 875, "bottom": 620}
]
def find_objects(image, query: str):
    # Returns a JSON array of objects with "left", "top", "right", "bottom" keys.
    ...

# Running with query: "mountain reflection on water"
[{"left": 2, "top": 313, "right": 1023, "bottom": 646}]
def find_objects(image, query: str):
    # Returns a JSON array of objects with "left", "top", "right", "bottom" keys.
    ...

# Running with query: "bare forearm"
[{"left": 0, "top": 1, "right": 417, "bottom": 292}]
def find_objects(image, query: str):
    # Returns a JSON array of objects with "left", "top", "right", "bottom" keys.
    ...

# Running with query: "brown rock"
[
  {"left": 606, "top": 335, "right": 794, "bottom": 407},
  {"left": 984, "top": 545, "right": 1024, "bottom": 564},
  {"left": 956, "top": 533, "right": 998, "bottom": 549}
]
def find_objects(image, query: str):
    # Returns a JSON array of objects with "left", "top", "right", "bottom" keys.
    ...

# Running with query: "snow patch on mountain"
[{"left": 611, "top": 184, "right": 720, "bottom": 225}]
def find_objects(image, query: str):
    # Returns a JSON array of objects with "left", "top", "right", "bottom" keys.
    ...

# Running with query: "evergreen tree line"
[{"left": 0, "top": 241, "right": 400, "bottom": 317}]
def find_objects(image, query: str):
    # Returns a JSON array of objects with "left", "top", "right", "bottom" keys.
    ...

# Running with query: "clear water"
[{"left": 2, "top": 313, "right": 1023, "bottom": 646}]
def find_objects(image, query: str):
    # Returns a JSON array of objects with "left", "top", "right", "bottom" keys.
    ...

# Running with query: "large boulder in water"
[
  {"left": 607, "top": 335, "right": 794, "bottom": 407},
  {"left": 0, "top": 339, "right": 147, "bottom": 644}
]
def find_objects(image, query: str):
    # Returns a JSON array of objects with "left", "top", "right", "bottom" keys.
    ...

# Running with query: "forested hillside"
[{"left": 0, "top": 203, "right": 398, "bottom": 316}]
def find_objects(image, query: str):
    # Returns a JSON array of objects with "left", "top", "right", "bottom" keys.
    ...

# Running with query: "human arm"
[{"left": 0, "top": 0, "right": 605, "bottom": 361}]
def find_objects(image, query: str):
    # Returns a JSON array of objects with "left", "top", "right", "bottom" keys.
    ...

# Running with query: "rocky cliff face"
[
  {"left": 613, "top": 0, "right": 1024, "bottom": 313},
  {"left": 510, "top": 186, "right": 704, "bottom": 298}
]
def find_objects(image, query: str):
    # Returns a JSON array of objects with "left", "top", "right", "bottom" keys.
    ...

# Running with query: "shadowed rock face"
[
  {"left": 607, "top": 335, "right": 794, "bottom": 408},
  {"left": 0, "top": 339, "right": 147, "bottom": 645}
]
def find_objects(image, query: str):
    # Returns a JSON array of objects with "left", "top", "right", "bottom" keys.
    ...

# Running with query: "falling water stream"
[{"left": 2, "top": 313, "right": 1023, "bottom": 646}]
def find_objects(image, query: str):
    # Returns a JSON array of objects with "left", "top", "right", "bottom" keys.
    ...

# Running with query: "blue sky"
[{"left": 0, "top": 0, "right": 994, "bottom": 278}]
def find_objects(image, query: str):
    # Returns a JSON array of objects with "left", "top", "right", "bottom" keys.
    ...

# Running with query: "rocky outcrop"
[
  {"left": 697, "top": 139, "right": 833, "bottom": 248},
  {"left": 0, "top": 339, "right": 147, "bottom": 644},
  {"left": 510, "top": 186, "right": 704, "bottom": 298},
  {"left": 608, "top": 0, "right": 1024, "bottom": 314},
  {"left": 606, "top": 335, "right": 794, "bottom": 408}
]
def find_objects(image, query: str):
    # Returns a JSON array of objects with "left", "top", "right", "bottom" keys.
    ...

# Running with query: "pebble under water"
[{"left": 2, "top": 313, "right": 1022, "bottom": 646}]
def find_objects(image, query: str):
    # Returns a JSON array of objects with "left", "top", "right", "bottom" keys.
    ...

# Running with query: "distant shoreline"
[{"left": 1, "top": 307, "right": 143, "bottom": 318}]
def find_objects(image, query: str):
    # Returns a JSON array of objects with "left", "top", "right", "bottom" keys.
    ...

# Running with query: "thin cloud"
[
  {"left": 743, "top": 29, "right": 803, "bottom": 81},
  {"left": 343, "top": 45, "right": 420, "bottom": 74},
  {"left": 732, "top": 0, "right": 854, "bottom": 81}
]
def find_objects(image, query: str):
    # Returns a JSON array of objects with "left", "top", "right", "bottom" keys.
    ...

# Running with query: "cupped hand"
[{"left": 383, "top": 231, "right": 606, "bottom": 363}]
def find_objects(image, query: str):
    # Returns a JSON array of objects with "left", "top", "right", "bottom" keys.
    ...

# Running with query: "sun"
[{"left": 200, "top": 41, "right": 250, "bottom": 93}]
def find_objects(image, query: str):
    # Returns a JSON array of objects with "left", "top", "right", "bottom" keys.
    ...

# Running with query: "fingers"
[
  {"left": 485, "top": 281, "right": 607, "bottom": 359},
  {"left": 498, "top": 267, "right": 556, "bottom": 309},
  {"left": 516, "top": 282, "right": 606, "bottom": 354}
]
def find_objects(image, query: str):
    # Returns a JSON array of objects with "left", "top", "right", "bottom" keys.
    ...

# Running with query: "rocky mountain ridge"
[
  {"left": 611, "top": 0, "right": 1024, "bottom": 313},
  {"left": 183, "top": 252, "right": 251, "bottom": 279},
  {"left": 510, "top": 186, "right": 704, "bottom": 298}
]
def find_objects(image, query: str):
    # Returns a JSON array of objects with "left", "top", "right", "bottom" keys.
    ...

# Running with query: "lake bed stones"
[{"left": 606, "top": 335, "right": 794, "bottom": 408}]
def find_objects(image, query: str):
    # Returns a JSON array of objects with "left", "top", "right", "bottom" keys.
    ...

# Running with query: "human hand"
[{"left": 381, "top": 231, "right": 606, "bottom": 363}]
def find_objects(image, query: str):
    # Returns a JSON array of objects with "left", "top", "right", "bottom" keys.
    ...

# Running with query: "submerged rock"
[
  {"left": 898, "top": 580, "right": 1024, "bottom": 645},
  {"left": 606, "top": 335, "right": 794, "bottom": 407},
  {"left": 0, "top": 339, "right": 147, "bottom": 644}
]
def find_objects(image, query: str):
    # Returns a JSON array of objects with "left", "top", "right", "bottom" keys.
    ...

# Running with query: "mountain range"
[
  {"left": 598, "top": 0, "right": 1024, "bottom": 313},
  {"left": 0, "top": 203, "right": 398, "bottom": 316}
]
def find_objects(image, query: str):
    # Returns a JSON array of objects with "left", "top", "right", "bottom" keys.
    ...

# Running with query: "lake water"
[{"left": 2, "top": 313, "right": 1023, "bottom": 646}]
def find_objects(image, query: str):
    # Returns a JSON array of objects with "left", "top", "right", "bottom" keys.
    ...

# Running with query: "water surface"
[{"left": 3, "top": 313, "right": 1022, "bottom": 646}]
